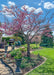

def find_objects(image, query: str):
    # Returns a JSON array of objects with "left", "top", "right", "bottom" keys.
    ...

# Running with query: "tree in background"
[
  {"left": 14, "top": 32, "right": 25, "bottom": 44},
  {"left": 10, "top": 36, "right": 22, "bottom": 42},
  {"left": 35, "top": 36, "right": 40, "bottom": 48},
  {"left": 40, "top": 25, "right": 53, "bottom": 47},
  {"left": 31, "top": 35, "right": 41, "bottom": 48},
  {"left": 2, "top": 37, "right": 10, "bottom": 43},
  {"left": 0, "top": 22, "right": 11, "bottom": 43}
]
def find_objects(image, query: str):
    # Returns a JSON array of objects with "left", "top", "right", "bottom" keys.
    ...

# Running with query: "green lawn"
[
  {"left": 27, "top": 48, "right": 54, "bottom": 75},
  {"left": 22, "top": 43, "right": 39, "bottom": 49}
]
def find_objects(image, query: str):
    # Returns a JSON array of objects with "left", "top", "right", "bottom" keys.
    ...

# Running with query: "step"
[
  {"left": 0, "top": 53, "right": 4, "bottom": 56},
  {"left": 0, "top": 51, "right": 5, "bottom": 53}
]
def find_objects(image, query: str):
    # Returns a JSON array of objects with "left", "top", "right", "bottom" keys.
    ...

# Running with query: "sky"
[
  {"left": 0, "top": 0, "right": 54, "bottom": 35},
  {"left": 0, "top": 0, "right": 54, "bottom": 22}
]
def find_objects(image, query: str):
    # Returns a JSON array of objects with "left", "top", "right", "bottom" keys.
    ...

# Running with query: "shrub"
[
  {"left": 14, "top": 51, "right": 22, "bottom": 59},
  {"left": 10, "top": 36, "right": 22, "bottom": 42},
  {"left": 19, "top": 47, "right": 26, "bottom": 53},
  {"left": 2, "top": 37, "right": 10, "bottom": 43},
  {"left": 20, "top": 57, "right": 38, "bottom": 69},
  {"left": 10, "top": 48, "right": 25, "bottom": 57},
  {"left": 21, "top": 58, "right": 31, "bottom": 69},
  {"left": 10, "top": 49, "right": 20, "bottom": 57}
]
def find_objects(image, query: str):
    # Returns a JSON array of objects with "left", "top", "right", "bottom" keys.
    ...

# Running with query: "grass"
[
  {"left": 22, "top": 43, "right": 39, "bottom": 49},
  {"left": 27, "top": 47, "right": 54, "bottom": 75},
  {"left": 15, "top": 43, "right": 54, "bottom": 75}
]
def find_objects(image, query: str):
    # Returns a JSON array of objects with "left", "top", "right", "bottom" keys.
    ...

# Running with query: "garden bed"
[
  {"left": 3, "top": 53, "right": 44, "bottom": 75},
  {"left": 30, "top": 47, "right": 43, "bottom": 52},
  {"left": 21, "top": 54, "right": 44, "bottom": 74}
]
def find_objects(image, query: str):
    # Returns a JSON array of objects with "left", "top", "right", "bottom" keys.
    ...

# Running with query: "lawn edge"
[{"left": 24, "top": 56, "right": 47, "bottom": 75}]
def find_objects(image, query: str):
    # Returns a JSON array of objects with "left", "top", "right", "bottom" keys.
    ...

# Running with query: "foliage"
[
  {"left": 10, "top": 36, "right": 22, "bottom": 42},
  {"left": 2, "top": 37, "right": 10, "bottom": 43},
  {"left": 20, "top": 56, "right": 43, "bottom": 69},
  {"left": 2, "top": 5, "right": 54, "bottom": 57},
  {"left": 14, "top": 51, "right": 22, "bottom": 59},
  {"left": 20, "top": 47, "right": 26, "bottom": 52},
  {"left": 10, "top": 47, "right": 26, "bottom": 57},
  {"left": 10, "top": 49, "right": 20, "bottom": 57},
  {"left": 10, "top": 48, "right": 22, "bottom": 59},
  {"left": 40, "top": 25, "right": 53, "bottom": 47},
  {"left": 14, "top": 32, "right": 26, "bottom": 44},
  {"left": 22, "top": 44, "right": 40, "bottom": 50}
]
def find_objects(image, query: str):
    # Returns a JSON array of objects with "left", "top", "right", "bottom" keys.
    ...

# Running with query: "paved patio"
[{"left": 0, "top": 46, "right": 20, "bottom": 52}]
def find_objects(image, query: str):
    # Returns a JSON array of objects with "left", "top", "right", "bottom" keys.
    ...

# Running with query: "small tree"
[
  {"left": 10, "top": 36, "right": 22, "bottom": 42},
  {"left": 40, "top": 25, "right": 53, "bottom": 47},
  {"left": 14, "top": 32, "right": 25, "bottom": 44},
  {"left": 31, "top": 35, "right": 41, "bottom": 48},
  {"left": 2, "top": 5, "right": 54, "bottom": 57}
]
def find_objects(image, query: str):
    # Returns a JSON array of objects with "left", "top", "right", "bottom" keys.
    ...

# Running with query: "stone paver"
[
  {"left": 0, "top": 59, "right": 13, "bottom": 75},
  {"left": 0, "top": 47, "right": 13, "bottom": 75},
  {"left": 0, "top": 46, "right": 12, "bottom": 52}
]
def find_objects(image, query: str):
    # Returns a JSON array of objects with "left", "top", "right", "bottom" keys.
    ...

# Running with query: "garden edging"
[{"left": 24, "top": 56, "right": 47, "bottom": 75}]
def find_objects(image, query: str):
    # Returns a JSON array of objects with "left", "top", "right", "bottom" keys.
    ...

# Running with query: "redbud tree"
[{"left": 1, "top": 5, "right": 54, "bottom": 57}]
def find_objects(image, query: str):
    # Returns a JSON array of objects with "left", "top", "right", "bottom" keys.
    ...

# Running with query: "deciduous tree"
[{"left": 1, "top": 5, "right": 54, "bottom": 57}]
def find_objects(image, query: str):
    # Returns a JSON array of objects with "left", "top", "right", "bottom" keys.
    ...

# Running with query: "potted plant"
[
  {"left": 10, "top": 50, "right": 18, "bottom": 57},
  {"left": 14, "top": 51, "right": 22, "bottom": 72}
]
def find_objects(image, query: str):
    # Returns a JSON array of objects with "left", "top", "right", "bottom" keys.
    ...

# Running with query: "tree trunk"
[
  {"left": 0, "top": 33, "right": 2, "bottom": 43},
  {"left": 27, "top": 41, "right": 30, "bottom": 57},
  {"left": 25, "top": 35, "right": 30, "bottom": 57},
  {"left": 36, "top": 43, "right": 37, "bottom": 48}
]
